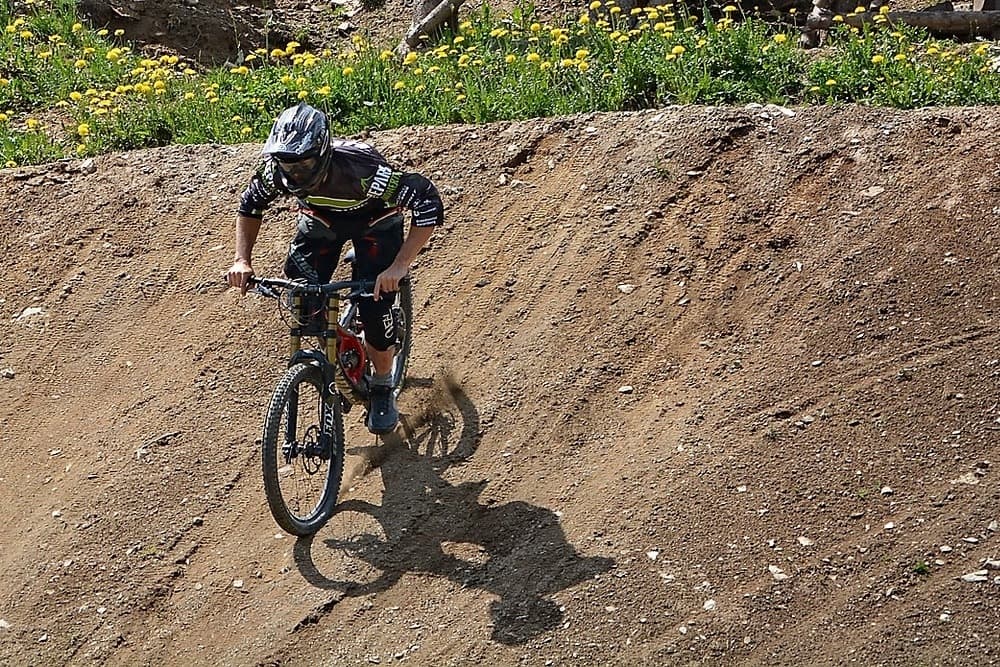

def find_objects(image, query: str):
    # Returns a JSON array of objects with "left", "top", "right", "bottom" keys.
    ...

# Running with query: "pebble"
[
  {"left": 618, "top": 385, "right": 634, "bottom": 394},
  {"left": 617, "top": 283, "right": 636, "bottom": 294},
  {"left": 703, "top": 599, "right": 717, "bottom": 611},
  {"left": 984, "top": 559, "right": 1000, "bottom": 570},
  {"left": 939, "top": 612, "right": 952, "bottom": 622},
  {"left": 880, "top": 486, "right": 893, "bottom": 496},
  {"left": 960, "top": 570, "right": 989, "bottom": 583},
  {"left": 768, "top": 565, "right": 789, "bottom": 581},
  {"left": 797, "top": 536, "right": 815, "bottom": 547},
  {"left": 646, "top": 550, "right": 659, "bottom": 561},
  {"left": 0, "top": 619, "right": 9, "bottom": 630},
  {"left": 884, "top": 522, "right": 895, "bottom": 530},
  {"left": 232, "top": 579, "right": 244, "bottom": 589},
  {"left": 940, "top": 545, "right": 953, "bottom": 553},
  {"left": 0, "top": 368, "right": 13, "bottom": 379}
]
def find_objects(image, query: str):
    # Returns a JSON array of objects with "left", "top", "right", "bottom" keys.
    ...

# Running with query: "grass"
[{"left": 2, "top": 0, "right": 1000, "bottom": 167}]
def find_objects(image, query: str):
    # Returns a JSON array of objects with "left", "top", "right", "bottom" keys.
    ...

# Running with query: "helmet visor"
[{"left": 276, "top": 156, "right": 320, "bottom": 183}]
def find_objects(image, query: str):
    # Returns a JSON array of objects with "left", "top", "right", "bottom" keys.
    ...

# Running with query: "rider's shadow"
[{"left": 293, "top": 377, "right": 615, "bottom": 645}]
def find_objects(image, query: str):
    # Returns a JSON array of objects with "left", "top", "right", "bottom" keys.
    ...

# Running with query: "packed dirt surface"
[{"left": 1, "top": 102, "right": 999, "bottom": 666}]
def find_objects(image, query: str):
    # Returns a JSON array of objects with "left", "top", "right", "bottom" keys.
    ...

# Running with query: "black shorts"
[{"left": 283, "top": 211, "right": 404, "bottom": 351}]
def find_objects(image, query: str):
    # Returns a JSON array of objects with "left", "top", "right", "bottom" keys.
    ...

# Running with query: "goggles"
[{"left": 276, "top": 156, "right": 319, "bottom": 181}]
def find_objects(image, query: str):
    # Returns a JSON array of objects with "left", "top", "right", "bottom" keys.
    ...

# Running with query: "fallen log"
[
  {"left": 808, "top": 10, "right": 1000, "bottom": 36},
  {"left": 395, "top": 0, "right": 466, "bottom": 57}
]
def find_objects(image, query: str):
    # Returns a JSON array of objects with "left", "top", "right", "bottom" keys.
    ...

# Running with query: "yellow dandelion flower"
[
  {"left": 579, "top": 14, "right": 590, "bottom": 24},
  {"left": 825, "top": 78, "right": 837, "bottom": 86},
  {"left": 809, "top": 85, "right": 821, "bottom": 92},
  {"left": 453, "top": 35, "right": 465, "bottom": 44},
  {"left": 415, "top": 84, "right": 425, "bottom": 92},
  {"left": 153, "top": 80, "right": 166, "bottom": 90},
  {"left": 19, "top": 30, "right": 33, "bottom": 39},
  {"left": 871, "top": 54, "right": 885, "bottom": 64},
  {"left": 575, "top": 48, "right": 590, "bottom": 59},
  {"left": 270, "top": 48, "right": 286, "bottom": 58},
  {"left": 316, "top": 85, "right": 331, "bottom": 95},
  {"left": 114, "top": 29, "right": 125, "bottom": 36},
  {"left": 342, "top": 66, "right": 355, "bottom": 76},
  {"left": 77, "top": 123, "right": 90, "bottom": 137},
  {"left": 458, "top": 54, "right": 470, "bottom": 67},
  {"left": 540, "top": 61, "right": 552, "bottom": 70},
  {"left": 671, "top": 45, "right": 685, "bottom": 55},
  {"left": 723, "top": 4, "right": 737, "bottom": 11},
  {"left": 71, "top": 22, "right": 83, "bottom": 33},
  {"left": 773, "top": 34, "right": 787, "bottom": 44},
  {"left": 393, "top": 80, "right": 406, "bottom": 90},
  {"left": 286, "top": 41, "right": 300, "bottom": 53},
  {"left": 505, "top": 54, "right": 516, "bottom": 63},
  {"left": 297, "top": 90, "right": 309, "bottom": 99},
  {"left": 97, "top": 29, "right": 108, "bottom": 36},
  {"left": 561, "top": 58, "right": 575, "bottom": 67},
  {"left": 894, "top": 53, "right": 907, "bottom": 62},
  {"left": 183, "top": 68, "right": 196, "bottom": 75},
  {"left": 106, "top": 48, "right": 122, "bottom": 62},
  {"left": 76, "top": 144, "right": 87, "bottom": 155},
  {"left": 526, "top": 52, "right": 541, "bottom": 62},
  {"left": 456, "top": 94, "right": 466, "bottom": 101},
  {"left": 578, "top": 61, "right": 589, "bottom": 72},
  {"left": 610, "top": 6, "right": 621, "bottom": 13},
  {"left": 184, "top": 91, "right": 195, "bottom": 100},
  {"left": 74, "top": 58, "right": 87, "bottom": 68},
  {"left": 530, "top": 23, "right": 541, "bottom": 32},
  {"left": 26, "top": 118, "right": 40, "bottom": 130},
  {"left": 380, "top": 50, "right": 393, "bottom": 61},
  {"left": 4, "top": 161, "right": 16, "bottom": 168},
  {"left": 0, "top": 113, "right": 7, "bottom": 123},
  {"left": 589, "top": 0, "right": 601, "bottom": 8},
  {"left": 403, "top": 52, "right": 418, "bottom": 65},
  {"left": 241, "top": 127, "right": 253, "bottom": 136}
]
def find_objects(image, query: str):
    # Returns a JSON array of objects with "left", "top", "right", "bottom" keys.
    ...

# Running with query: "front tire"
[{"left": 261, "top": 362, "right": 344, "bottom": 536}]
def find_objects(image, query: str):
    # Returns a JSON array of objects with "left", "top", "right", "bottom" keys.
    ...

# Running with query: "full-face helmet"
[{"left": 261, "top": 102, "right": 331, "bottom": 192}]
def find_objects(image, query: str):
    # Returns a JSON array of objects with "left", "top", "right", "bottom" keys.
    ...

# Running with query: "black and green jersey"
[{"left": 238, "top": 139, "right": 444, "bottom": 235}]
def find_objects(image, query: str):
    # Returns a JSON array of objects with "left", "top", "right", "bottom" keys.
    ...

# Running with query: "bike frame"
[{"left": 253, "top": 278, "right": 373, "bottom": 411}]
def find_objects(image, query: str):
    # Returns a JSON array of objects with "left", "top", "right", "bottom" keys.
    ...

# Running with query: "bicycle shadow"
[{"left": 293, "top": 375, "right": 615, "bottom": 645}]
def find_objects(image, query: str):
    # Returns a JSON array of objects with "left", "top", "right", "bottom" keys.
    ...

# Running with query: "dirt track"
[{"left": 0, "top": 105, "right": 998, "bottom": 665}]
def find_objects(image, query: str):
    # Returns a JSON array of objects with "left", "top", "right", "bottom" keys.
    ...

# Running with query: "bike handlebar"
[{"left": 248, "top": 276, "right": 376, "bottom": 298}]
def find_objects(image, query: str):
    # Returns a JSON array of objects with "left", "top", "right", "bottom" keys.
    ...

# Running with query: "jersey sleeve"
[
  {"left": 388, "top": 173, "right": 445, "bottom": 228},
  {"left": 237, "top": 160, "right": 283, "bottom": 219}
]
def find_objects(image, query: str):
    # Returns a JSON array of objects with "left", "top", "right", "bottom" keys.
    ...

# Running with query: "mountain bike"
[{"left": 248, "top": 270, "right": 412, "bottom": 536}]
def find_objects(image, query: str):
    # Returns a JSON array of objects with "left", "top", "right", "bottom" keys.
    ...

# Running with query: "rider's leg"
[
  {"left": 353, "top": 214, "right": 405, "bottom": 434},
  {"left": 284, "top": 212, "right": 344, "bottom": 331}
]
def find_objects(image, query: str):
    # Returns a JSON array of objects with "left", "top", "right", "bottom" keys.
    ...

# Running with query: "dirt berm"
[{"left": 0, "top": 105, "right": 998, "bottom": 666}]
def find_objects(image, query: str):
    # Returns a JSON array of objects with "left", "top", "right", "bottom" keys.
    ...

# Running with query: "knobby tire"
[{"left": 261, "top": 362, "right": 344, "bottom": 536}]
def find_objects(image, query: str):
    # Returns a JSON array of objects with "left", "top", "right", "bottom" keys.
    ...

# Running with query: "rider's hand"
[
  {"left": 226, "top": 259, "right": 254, "bottom": 295},
  {"left": 373, "top": 263, "right": 408, "bottom": 301}
]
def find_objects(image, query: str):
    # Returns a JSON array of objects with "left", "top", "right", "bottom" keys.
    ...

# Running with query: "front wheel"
[{"left": 261, "top": 362, "right": 344, "bottom": 536}]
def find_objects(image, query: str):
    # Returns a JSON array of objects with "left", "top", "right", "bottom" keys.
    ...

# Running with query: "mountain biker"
[{"left": 225, "top": 102, "right": 444, "bottom": 435}]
